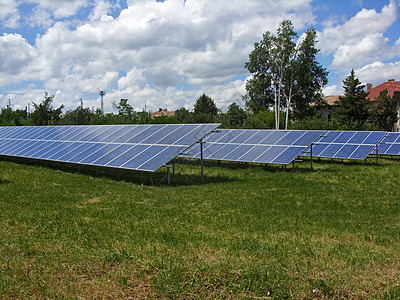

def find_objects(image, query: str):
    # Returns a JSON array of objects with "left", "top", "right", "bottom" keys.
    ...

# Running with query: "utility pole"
[
  {"left": 80, "top": 98, "right": 84, "bottom": 109},
  {"left": 6, "top": 99, "right": 11, "bottom": 108},
  {"left": 99, "top": 91, "right": 105, "bottom": 114}
]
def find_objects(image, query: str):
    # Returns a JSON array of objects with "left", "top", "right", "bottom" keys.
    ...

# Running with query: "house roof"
[
  {"left": 150, "top": 108, "right": 175, "bottom": 119},
  {"left": 322, "top": 95, "right": 340, "bottom": 106},
  {"left": 367, "top": 80, "right": 400, "bottom": 100}
]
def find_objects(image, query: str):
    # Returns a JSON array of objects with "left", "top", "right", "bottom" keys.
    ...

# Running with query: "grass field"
[{"left": 1, "top": 157, "right": 400, "bottom": 299}]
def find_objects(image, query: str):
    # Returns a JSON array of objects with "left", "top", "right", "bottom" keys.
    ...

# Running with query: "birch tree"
[{"left": 245, "top": 20, "right": 328, "bottom": 129}]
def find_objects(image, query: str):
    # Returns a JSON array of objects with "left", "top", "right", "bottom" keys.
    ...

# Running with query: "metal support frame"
[
  {"left": 200, "top": 138, "right": 204, "bottom": 184},
  {"left": 310, "top": 143, "right": 313, "bottom": 169},
  {"left": 163, "top": 165, "right": 173, "bottom": 185}
]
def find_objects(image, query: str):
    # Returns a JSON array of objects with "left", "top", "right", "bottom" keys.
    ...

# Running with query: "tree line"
[{"left": 1, "top": 20, "right": 398, "bottom": 131}]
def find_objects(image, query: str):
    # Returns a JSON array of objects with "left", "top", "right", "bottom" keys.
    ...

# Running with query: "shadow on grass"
[
  {"left": 0, "top": 156, "right": 233, "bottom": 187},
  {"left": 299, "top": 156, "right": 399, "bottom": 167},
  {"left": 176, "top": 157, "right": 320, "bottom": 173},
  {"left": 0, "top": 179, "right": 10, "bottom": 185}
]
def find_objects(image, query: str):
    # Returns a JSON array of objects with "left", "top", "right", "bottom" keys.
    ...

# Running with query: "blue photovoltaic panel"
[
  {"left": 376, "top": 132, "right": 400, "bottom": 155},
  {"left": 0, "top": 124, "right": 220, "bottom": 172},
  {"left": 304, "top": 131, "right": 386, "bottom": 160},
  {"left": 181, "top": 129, "right": 324, "bottom": 165}
]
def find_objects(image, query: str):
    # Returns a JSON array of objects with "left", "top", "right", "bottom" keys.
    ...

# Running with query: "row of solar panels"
[
  {"left": 0, "top": 124, "right": 219, "bottom": 172},
  {"left": 0, "top": 125, "right": 399, "bottom": 173},
  {"left": 181, "top": 129, "right": 400, "bottom": 163}
]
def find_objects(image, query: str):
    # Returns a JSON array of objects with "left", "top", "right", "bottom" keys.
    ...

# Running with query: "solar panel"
[
  {"left": 376, "top": 132, "right": 400, "bottom": 155},
  {"left": 304, "top": 130, "right": 386, "bottom": 160},
  {"left": 181, "top": 129, "right": 324, "bottom": 165},
  {"left": 0, "top": 124, "right": 219, "bottom": 172}
]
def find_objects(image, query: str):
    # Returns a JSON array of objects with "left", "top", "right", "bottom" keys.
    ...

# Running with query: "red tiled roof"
[{"left": 367, "top": 80, "right": 400, "bottom": 100}]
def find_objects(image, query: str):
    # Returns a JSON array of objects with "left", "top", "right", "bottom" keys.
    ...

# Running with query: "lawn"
[{"left": 0, "top": 157, "right": 399, "bottom": 299}]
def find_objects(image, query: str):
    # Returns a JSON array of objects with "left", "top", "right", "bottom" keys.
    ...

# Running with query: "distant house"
[
  {"left": 317, "top": 79, "right": 400, "bottom": 131},
  {"left": 150, "top": 108, "right": 175, "bottom": 119},
  {"left": 366, "top": 79, "right": 400, "bottom": 132},
  {"left": 314, "top": 95, "right": 340, "bottom": 122}
]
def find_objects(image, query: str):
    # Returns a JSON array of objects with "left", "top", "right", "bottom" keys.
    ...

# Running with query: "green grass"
[{"left": 0, "top": 157, "right": 400, "bottom": 299}]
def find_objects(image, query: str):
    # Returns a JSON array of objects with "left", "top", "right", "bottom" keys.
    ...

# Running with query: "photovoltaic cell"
[
  {"left": 0, "top": 124, "right": 219, "bottom": 172},
  {"left": 305, "top": 130, "right": 386, "bottom": 160},
  {"left": 376, "top": 132, "right": 400, "bottom": 155},
  {"left": 181, "top": 129, "right": 324, "bottom": 165}
]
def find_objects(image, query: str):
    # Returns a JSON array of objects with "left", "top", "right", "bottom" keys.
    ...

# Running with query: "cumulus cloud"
[
  {"left": 26, "top": 0, "right": 88, "bottom": 19},
  {"left": 356, "top": 61, "right": 400, "bottom": 84},
  {"left": 318, "top": 0, "right": 398, "bottom": 70},
  {"left": 1, "top": 0, "right": 316, "bottom": 112},
  {"left": 331, "top": 33, "right": 389, "bottom": 67},
  {"left": 322, "top": 85, "right": 343, "bottom": 96},
  {"left": 0, "top": 33, "right": 45, "bottom": 86},
  {"left": 0, "top": 0, "right": 20, "bottom": 27}
]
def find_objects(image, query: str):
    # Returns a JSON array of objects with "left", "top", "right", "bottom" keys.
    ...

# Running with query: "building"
[
  {"left": 318, "top": 79, "right": 400, "bottom": 131},
  {"left": 366, "top": 79, "right": 400, "bottom": 132},
  {"left": 315, "top": 95, "right": 340, "bottom": 122},
  {"left": 150, "top": 108, "right": 176, "bottom": 119}
]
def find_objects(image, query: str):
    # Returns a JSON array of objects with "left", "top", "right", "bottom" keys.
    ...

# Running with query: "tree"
[
  {"left": 225, "top": 103, "right": 246, "bottom": 128},
  {"left": 193, "top": 93, "right": 218, "bottom": 123},
  {"left": 245, "top": 20, "right": 327, "bottom": 129},
  {"left": 0, "top": 107, "right": 29, "bottom": 126},
  {"left": 371, "top": 89, "right": 399, "bottom": 131},
  {"left": 289, "top": 28, "right": 328, "bottom": 122},
  {"left": 334, "top": 70, "right": 371, "bottom": 130},
  {"left": 30, "top": 92, "right": 64, "bottom": 126},
  {"left": 245, "top": 20, "right": 296, "bottom": 129},
  {"left": 243, "top": 75, "right": 274, "bottom": 114},
  {"left": 61, "top": 106, "right": 92, "bottom": 125},
  {"left": 113, "top": 99, "right": 137, "bottom": 123},
  {"left": 175, "top": 107, "right": 192, "bottom": 123}
]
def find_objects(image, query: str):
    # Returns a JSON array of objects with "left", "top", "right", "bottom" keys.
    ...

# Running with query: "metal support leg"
[
  {"left": 200, "top": 139, "right": 204, "bottom": 185},
  {"left": 310, "top": 143, "right": 313, "bottom": 170},
  {"left": 117, "top": 169, "right": 119, "bottom": 180},
  {"left": 167, "top": 166, "right": 171, "bottom": 185}
]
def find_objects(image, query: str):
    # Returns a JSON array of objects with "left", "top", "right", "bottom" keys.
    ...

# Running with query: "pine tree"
[
  {"left": 372, "top": 89, "right": 399, "bottom": 131},
  {"left": 334, "top": 70, "right": 371, "bottom": 130}
]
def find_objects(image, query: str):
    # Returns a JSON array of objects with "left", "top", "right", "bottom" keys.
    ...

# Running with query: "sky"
[{"left": 0, "top": 0, "right": 399, "bottom": 114}]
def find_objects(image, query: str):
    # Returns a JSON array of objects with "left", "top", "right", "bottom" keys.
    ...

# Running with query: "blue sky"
[{"left": 0, "top": 0, "right": 399, "bottom": 113}]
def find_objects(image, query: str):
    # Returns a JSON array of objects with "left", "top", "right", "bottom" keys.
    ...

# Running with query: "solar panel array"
[
  {"left": 181, "top": 129, "right": 324, "bottom": 165},
  {"left": 376, "top": 132, "right": 400, "bottom": 155},
  {"left": 0, "top": 124, "right": 219, "bottom": 172},
  {"left": 304, "top": 130, "right": 386, "bottom": 160}
]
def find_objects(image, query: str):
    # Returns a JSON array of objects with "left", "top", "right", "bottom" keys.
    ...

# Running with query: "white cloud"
[
  {"left": 318, "top": 0, "right": 398, "bottom": 70},
  {"left": 319, "top": 1, "right": 397, "bottom": 54},
  {"left": 26, "top": 7, "right": 54, "bottom": 28},
  {"left": 331, "top": 33, "right": 389, "bottom": 68},
  {"left": 26, "top": 0, "right": 88, "bottom": 19},
  {"left": 0, "top": 33, "right": 45, "bottom": 87},
  {"left": 44, "top": 71, "right": 119, "bottom": 93},
  {"left": 0, "top": 0, "right": 20, "bottom": 27},
  {"left": 322, "top": 85, "right": 343, "bottom": 96},
  {"left": 1, "top": 0, "right": 320, "bottom": 112},
  {"left": 356, "top": 61, "right": 400, "bottom": 84},
  {"left": 88, "top": 0, "right": 112, "bottom": 21}
]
